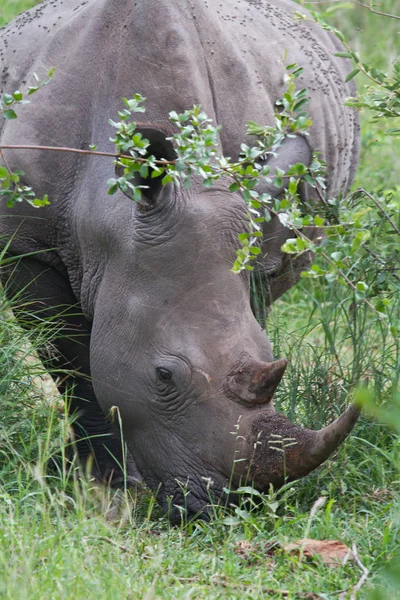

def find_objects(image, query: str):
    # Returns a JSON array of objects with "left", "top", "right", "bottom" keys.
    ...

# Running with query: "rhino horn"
[
  {"left": 247, "top": 403, "right": 360, "bottom": 488},
  {"left": 306, "top": 403, "right": 361, "bottom": 469},
  {"left": 225, "top": 358, "right": 288, "bottom": 404}
]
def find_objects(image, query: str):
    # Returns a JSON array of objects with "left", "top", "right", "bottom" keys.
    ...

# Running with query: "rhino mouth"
[
  {"left": 246, "top": 404, "right": 361, "bottom": 490},
  {"left": 150, "top": 474, "right": 228, "bottom": 523},
  {"left": 139, "top": 402, "right": 360, "bottom": 523}
]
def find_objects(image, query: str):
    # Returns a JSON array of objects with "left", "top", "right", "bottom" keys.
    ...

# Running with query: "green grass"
[
  {"left": 1, "top": 1, "right": 399, "bottom": 599},
  {"left": 0, "top": 0, "right": 38, "bottom": 26}
]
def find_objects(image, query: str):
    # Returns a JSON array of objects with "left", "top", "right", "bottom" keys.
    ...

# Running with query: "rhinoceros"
[{"left": 0, "top": 0, "right": 360, "bottom": 521}]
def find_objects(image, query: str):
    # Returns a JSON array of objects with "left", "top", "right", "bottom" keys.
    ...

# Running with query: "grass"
[
  {"left": 1, "top": 1, "right": 399, "bottom": 599},
  {"left": 0, "top": 0, "right": 38, "bottom": 25}
]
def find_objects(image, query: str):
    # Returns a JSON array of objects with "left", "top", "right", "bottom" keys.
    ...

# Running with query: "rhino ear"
[
  {"left": 252, "top": 135, "right": 315, "bottom": 310},
  {"left": 257, "top": 135, "right": 312, "bottom": 199},
  {"left": 115, "top": 127, "right": 176, "bottom": 209}
]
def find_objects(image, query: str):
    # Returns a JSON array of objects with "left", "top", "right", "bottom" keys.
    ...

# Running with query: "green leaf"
[
  {"left": 151, "top": 167, "right": 164, "bottom": 178},
  {"left": 314, "top": 215, "right": 325, "bottom": 226},
  {"left": 139, "top": 164, "right": 149, "bottom": 178},
  {"left": 2, "top": 109, "right": 17, "bottom": 120},
  {"left": 288, "top": 179, "right": 298, "bottom": 195},
  {"left": 345, "top": 68, "right": 360, "bottom": 82},
  {"left": 296, "top": 238, "right": 306, "bottom": 251},
  {"left": 281, "top": 239, "right": 298, "bottom": 254},
  {"left": 108, "top": 185, "right": 118, "bottom": 195},
  {"left": 294, "top": 163, "right": 308, "bottom": 176},
  {"left": 325, "top": 272, "right": 337, "bottom": 283},
  {"left": 335, "top": 30, "right": 345, "bottom": 42},
  {"left": 32, "top": 194, "right": 50, "bottom": 207},
  {"left": 203, "top": 178, "right": 214, "bottom": 188},
  {"left": 161, "top": 174, "right": 174, "bottom": 186},
  {"left": 132, "top": 188, "right": 143, "bottom": 203},
  {"left": 334, "top": 51, "right": 353, "bottom": 59},
  {"left": 246, "top": 121, "right": 266, "bottom": 136},
  {"left": 235, "top": 486, "right": 263, "bottom": 497},
  {"left": 293, "top": 98, "right": 309, "bottom": 112},
  {"left": 356, "top": 281, "right": 368, "bottom": 292}
]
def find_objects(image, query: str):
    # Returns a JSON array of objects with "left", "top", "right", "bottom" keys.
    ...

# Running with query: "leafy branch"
[
  {"left": 0, "top": 69, "right": 55, "bottom": 208},
  {"left": 299, "top": 0, "right": 400, "bottom": 21},
  {"left": 1, "top": 58, "right": 398, "bottom": 322},
  {"left": 107, "top": 66, "right": 324, "bottom": 272},
  {"left": 294, "top": 10, "right": 400, "bottom": 132},
  {"left": 105, "top": 74, "right": 399, "bottom": 323}
]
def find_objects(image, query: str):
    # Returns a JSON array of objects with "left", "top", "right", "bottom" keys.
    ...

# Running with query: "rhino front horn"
[
  {"left": 306, "top": 403, "right": 361, "bottom": 471},
  {"left": 248, "top": 403, "right": 361, "bottom": 489},
  {"left": 225, "top": 357, "right": 288, "bottom": 404}
]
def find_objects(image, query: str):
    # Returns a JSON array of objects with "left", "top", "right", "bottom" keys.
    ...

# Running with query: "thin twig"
[
  {"left": 298, "top": 7, "right": 398, "bottom": 88},
  {"left": 0, "top": 143, "right": 175, "bottom": 165},
  {"left": 350, "top": 543, "right": 369, "bottom": 600},
  {"left": 331, "top": 589, "right": 351, "bottom": 597},
  {"left": 0, "top": 149, "right": 11, "bottom": 172},
  {"left": 356, "top": 188, "right": 400, "bottom": 237},
  {"left": 315, "top": 183, "right": 328, "bottom": 207},
  {"left": 258, "top": 590, "right": 320, "bottom": 599},
  {"left": 360, "top": 243, "right": 400, "bottom": 282},
  {"left": 177, "top": 577, "right": 321, "bottom": 598},
  {"left": 304, "top": 0, "right": 400, "bottom": 20},
  {"left": 83, "top": 535, "right": 134, "bottom": 554}
]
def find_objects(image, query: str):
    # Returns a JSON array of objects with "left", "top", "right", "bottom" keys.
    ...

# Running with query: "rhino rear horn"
[{"left": 226, "top": 358, "right": 288, "bottom": 404}]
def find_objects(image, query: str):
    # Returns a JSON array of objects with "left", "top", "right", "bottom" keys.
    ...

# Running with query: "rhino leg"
[{"left": 1, "top": 256, "right": 141, "bottom": 487}]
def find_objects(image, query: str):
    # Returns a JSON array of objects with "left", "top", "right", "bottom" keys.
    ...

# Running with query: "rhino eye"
[{"left": 157, "top": 367, "right": 172, "bottom": 382}]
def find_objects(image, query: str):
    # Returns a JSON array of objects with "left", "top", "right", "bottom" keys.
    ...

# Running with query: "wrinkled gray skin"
[{"left": 0, "top": 0, "right": 360, "bottom": 521}]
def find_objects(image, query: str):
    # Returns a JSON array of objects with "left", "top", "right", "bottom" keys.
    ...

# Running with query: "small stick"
[
  {"left": 0, "top": 143, "right": 175, "bottom": 165},
  {"left": 350, "top": 543, "right": 369, "bottom": 600},
  {"left": 360, "top": 243, "right": 400, "bottom": 283},
  {"left": 83, "top": 535, "right": 134, "bottom": 554},
  {"left": 356, "top": 188, "right": 400, "bottom": 237},
  {"left": 303, "top": 0, "right": 400, "bottom": 20}
]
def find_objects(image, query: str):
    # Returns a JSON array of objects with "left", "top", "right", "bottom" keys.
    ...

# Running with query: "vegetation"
[{"left": 0, "top": 1, "right": 399, "bottom": 598}]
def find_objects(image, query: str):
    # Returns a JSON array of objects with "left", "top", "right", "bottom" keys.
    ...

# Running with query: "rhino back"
[{"left": 0, "top": 0, "right": 359, "bottom": 298}]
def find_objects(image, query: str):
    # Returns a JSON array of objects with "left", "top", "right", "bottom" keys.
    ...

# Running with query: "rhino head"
[{"left": 86, "top": 129, "right": 359, "bottom": 522}]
